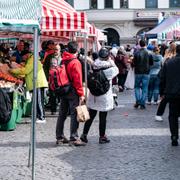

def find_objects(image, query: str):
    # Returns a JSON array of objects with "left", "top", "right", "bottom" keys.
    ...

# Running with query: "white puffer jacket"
[{"left": 87, "top": 58, "right": 119, "bottom": 111}]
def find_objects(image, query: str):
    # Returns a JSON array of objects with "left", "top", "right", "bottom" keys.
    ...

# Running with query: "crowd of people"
[{"left": 1, "top": 38, "right": 180, "bottom": 146}]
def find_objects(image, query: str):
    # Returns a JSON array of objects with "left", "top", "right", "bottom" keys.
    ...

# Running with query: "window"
[
  {"left": 105, "top": 0, "right": 113, "bottom": 8},
  {"left": 169, "top": 0, "right": 180, "bottom": 7},
  {"left": 120, "top": 0, "right": 128, "bottom": 8},
  {"left": 90, "top": 0, "right": 98, "bottom": 9},
  {"left": 65, "top": 0, "right": 74, "bottom": 7},
  {"left": 145, "top": 0, "right": 157, "bottom": 8}
]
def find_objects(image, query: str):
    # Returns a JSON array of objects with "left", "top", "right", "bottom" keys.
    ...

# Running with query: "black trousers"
[
  {"left": 49, "top": 90, "right": 58, "bottom": 113},
  {"left": 56, "top": 89, "right": 79, "bottom": 140},
  {"left": 168, "top": 99, "right": 180, "bottom": 140},
  {"left": 156, "top": 97, "right": 168, "bottom": 116},
  {"left": 83, "top": 109, "right": 108, "bottom": 137},
  {"left": 117, "top": 73, "right": 128, "bottom": 89}
]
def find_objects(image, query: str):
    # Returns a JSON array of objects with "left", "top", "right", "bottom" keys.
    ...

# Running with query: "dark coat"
[
  {"left": 133, "top": 48, "right": 153, "bottom": 74},
  {"left": 115, "top": 54, "right": 128, "bottom": 74},
  {"left": 160, "top": 54, "right": 180, "bottom": 99}
]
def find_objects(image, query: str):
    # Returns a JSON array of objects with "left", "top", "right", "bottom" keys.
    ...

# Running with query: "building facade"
[{"left": 65, "top": 0, "right": 180, "bottom": 46}]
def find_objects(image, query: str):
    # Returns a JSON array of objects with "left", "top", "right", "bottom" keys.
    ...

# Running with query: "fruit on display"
[
  {"left": 0, "top": 72, "right": 23, "bottom": 84},
  {"left": 0, "top": 63, "right": 23, "bottom": 84}
]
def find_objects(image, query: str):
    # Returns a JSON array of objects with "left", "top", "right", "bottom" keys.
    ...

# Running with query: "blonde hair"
[{"left": 164, "top": 43, "right": 176, "bottom": 61}]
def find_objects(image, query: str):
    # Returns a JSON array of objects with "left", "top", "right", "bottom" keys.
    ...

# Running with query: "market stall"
[
  {"left": 0, "top": 62, "right": 24, "bottom": 130},
  {"left": 146, "top": 16, "right": 180, "bottom": 42},
  {"left": 0, "top": 1, "right": 41, "bottom": 179}
]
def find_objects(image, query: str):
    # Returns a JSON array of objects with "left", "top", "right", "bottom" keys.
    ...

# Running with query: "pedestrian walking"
[
  {"left": 133, "top": 40, "right": 153, "bottom": 109},
  {"left": 80, "top": 48, "right": 119, "bottom": 144},
  {"left": 147, "top": 47, "right": 163, "bottom": 105},
  {"left": 155, "top": 42, "right": 176, "bottom": 121},
  {"left": 159, "top": 44, "right": 180, "bottom": 146},
  {"left": 115, "top": 47, "right": 128, "bottom": 92},
  {"left": 56, "top": 41, "right": 86, "bottom": 146}
]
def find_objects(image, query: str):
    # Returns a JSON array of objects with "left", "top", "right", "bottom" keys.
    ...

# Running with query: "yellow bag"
[{"left": 76, "top": 104, "right": 90, "bottom": 122}]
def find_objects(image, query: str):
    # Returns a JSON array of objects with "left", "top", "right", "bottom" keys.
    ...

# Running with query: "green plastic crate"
[
  {"left": 16, "top": 106, "right": 23, "bottom": 124},
  {"left": 23, "top": 101, "right": 32, "bottom": 117},
  {"left": 16, "top": 95, "right": 23, "bottom": 124},
  {"left": 0, "top": 109, "right": 17, "bottom": 131}
]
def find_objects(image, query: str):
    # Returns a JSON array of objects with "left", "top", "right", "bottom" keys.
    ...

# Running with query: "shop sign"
[
  {"left": 136, "top": 11, "right": 163, "bottom": 18},
  {"left": 170, "top": 12, "right": 180, "bottom": 16}
]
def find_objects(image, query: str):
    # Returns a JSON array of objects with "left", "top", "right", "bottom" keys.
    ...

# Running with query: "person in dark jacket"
[
  {"left": 11, "top": 40, "right": 24, "bottom": 64},
  {"left": 155, "top": 43, "right": 176, "bottom": 121},
  {"left": 133, "top": 40, "right": 153, "bottom": 109},
  {"left": 77, "top": 48, "right": 90, "bottom": 83},
  {"left": 159, "top": 44, "right": 180, "bottom": 146}
]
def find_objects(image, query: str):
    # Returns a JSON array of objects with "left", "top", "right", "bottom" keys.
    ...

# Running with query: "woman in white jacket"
[{"left": 80, "top": 48, "right": 119, "bottom": 144}]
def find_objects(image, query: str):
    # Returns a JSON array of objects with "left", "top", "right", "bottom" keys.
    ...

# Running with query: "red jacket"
[{"left": 62, "top": 52, "right": 84, "bottom": 97}]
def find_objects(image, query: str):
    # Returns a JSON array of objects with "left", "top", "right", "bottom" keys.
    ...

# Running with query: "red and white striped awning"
[
  {"left": 41, "top": 0, "right": 87, "bottom": 32},
  {"left": 87, "top": 23, "right": 96, "bottom": 37},
  {"left": 42, "top": 31, "right": 74, "bottom": 38}
]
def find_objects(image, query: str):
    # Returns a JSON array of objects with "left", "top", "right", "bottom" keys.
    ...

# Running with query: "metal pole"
[
  {"left": 94, "top": 37, "right": 98, "bottom": 52},
  {"left": 83, "top": 33, "right": 88, "bottom": 99},
  {"left": 31, "top": 27, "right": 39, "bottom": 180},
  {"left": 28, "top": 127, "right": 32, "bottom": 167}
]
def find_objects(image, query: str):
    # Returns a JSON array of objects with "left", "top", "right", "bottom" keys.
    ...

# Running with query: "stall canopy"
[
  {"left": 87, "top": 23, "right": 96, "bottom": 37},
  {"left": 0, "top": 0, "right": 87, "bottom": 39},
  {"left": 146, "top": 16, "right": 180, "bottom": 35},
  {"left": 0, "top": 0, "right": 40, "bottom": 33},
  {"left": 41, "top": 0, "right": 87, "bottom": 32}
]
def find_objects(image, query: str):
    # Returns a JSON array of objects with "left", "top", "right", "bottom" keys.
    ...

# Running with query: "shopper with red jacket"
[{"left": 56, "top": 41, "right": 85, "bottom": 146}]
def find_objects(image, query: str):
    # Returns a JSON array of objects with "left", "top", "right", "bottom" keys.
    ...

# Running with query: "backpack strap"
[
  {"left": 61, "top": 58, "right": 76, "bottom": 82},
  {"left": 92, "top": 66, "right": 109, "bottom": 71}
]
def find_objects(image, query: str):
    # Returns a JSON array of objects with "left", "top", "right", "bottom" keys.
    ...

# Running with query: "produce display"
[
  {"left": 0, "top": 63, "right": 23, "bottom": 85},
  {"left": 0, "top": 80, "right": 15, "bottom": 88},
  {"left": 0, "top": 72, "right": 23, "bottom": 84}
]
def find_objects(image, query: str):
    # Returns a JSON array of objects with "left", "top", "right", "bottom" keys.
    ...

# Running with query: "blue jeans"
[
  {"left": 135, "top": 74, "right": 150, "bottom": 106},
  {"left": 148, "top": 74, "right": 160, "bottom": 102}
]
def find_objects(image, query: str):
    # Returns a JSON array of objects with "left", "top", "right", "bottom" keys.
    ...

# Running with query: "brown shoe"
[
  {"left": 99, "top": 136, "right": 110, "bottom": 144},
  {"left": 56, "top": 137, "right": 69, "bottom": 145},
  {"left": 69, "top": 139, "right": 86, "bottom": 146}
]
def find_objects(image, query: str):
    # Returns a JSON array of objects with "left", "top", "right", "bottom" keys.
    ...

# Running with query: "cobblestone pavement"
[{"left": 0, "top": 90, "right": 180, "bottom": 180}]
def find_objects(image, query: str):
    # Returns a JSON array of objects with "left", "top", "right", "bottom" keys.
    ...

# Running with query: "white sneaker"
[
  {"left": 36, "top": 119, "right": 46, "bottom": 124},
  {"left": 155, "top": 116, "right": 163, "bottom": 121},
  {"left": 147, "top": 101, "right": 151, "bottom": 105},
  {"left": 152, "top": 102, "right": 158, "bottom": 105}
]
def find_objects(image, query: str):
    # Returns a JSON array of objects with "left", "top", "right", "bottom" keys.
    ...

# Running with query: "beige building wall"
[
  {"left": 113, "top": 0, "right": 120, "bottom": 9},
  {"left": 128, "top": 0, "right": 145, "bottom": 9},
  {"left": 73, "top": 0, "right": 180, "bottom": 45},
  {"left": 158, "top": 0, "right": 169, "bottom": 8}
]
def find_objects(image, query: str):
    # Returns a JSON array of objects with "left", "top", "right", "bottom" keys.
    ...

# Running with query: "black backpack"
[
  {"left": 87, "top": 68, "right": 110, "bottom": 96},
  {"left": 0, "top": 89, "right": 12, "bottom": 124}
]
